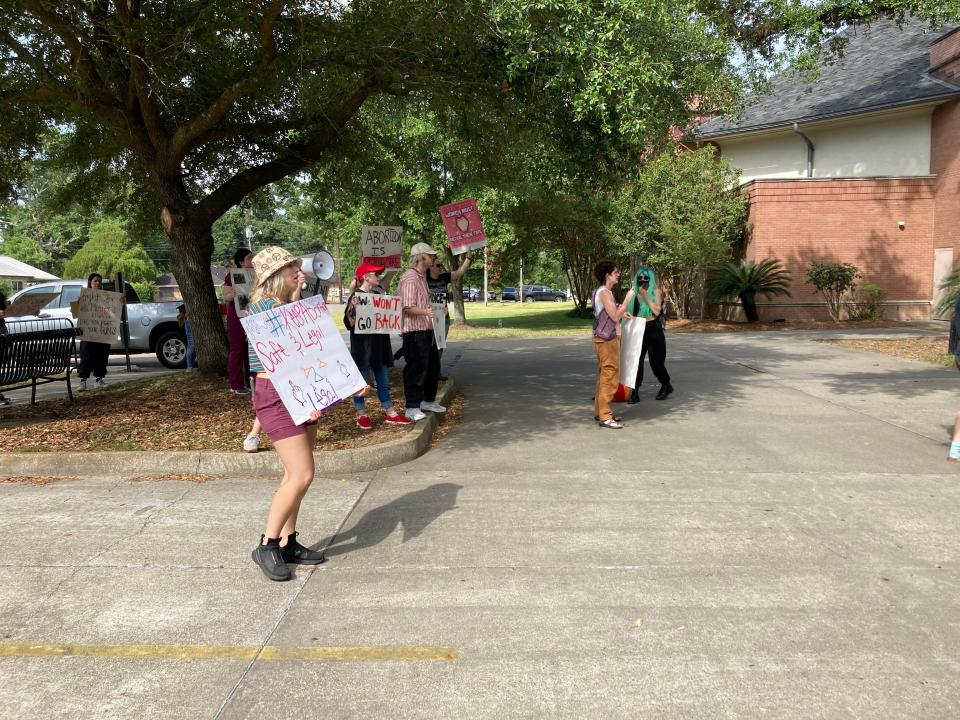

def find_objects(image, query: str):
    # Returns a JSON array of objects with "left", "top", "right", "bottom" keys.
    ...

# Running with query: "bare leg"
[
  {"left": 279, "top": 424, "right": 318, "bottom": 541},
  {"left": 249, "top": 418, "right": 262, "bottom": 437},
  {"left": 263, "top": 430, "right": 315, "bottom": 542}
]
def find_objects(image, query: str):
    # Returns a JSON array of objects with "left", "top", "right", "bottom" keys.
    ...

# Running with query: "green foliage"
[
  {"left": 848, "top": 283, "right": 886, "bottom": 321},
  {"left": 708, "top": 258, "right": 792, "bottom": 322},
  {"left": 937, "top": 267, "right": 960, "bottom": 316},
  {"left": 806, "top": 261, "right": 860, "bottom": 322},
  {"left": 0, "top": 231, "right": 51, "bottom": 271},
  {"left": 0, "top": 278, "right": 12, "bottom": 297},
  {"left": 63, "top": 220, "right": 158, "bottom": 284},
  {"left": 610, "top": 147, "right": 749, "bottom": 318}
]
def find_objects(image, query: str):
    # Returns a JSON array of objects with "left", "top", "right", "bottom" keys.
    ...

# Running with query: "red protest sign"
[{"left": 439, "top": 198, "right": 487, "bottom": 255}]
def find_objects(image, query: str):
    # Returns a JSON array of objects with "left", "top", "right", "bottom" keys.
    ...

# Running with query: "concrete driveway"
[{"left": 1, "top": 329, "right": 958, "bottom": 719}]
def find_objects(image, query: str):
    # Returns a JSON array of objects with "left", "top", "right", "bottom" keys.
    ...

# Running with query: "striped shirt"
[
  {"left": 246, "top": 297, "right": 280, "bottom": 373},
  {"left": 397, "top": 267, "right": 432, "bottom": 334}
]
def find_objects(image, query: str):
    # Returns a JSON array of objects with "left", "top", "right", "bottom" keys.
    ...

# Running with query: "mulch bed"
[
  {"left": 0, "top": 370, "right": 453, "bottom": 453},
  {"left": 817, "top": 337, "right": 954, "bottom": 367}
]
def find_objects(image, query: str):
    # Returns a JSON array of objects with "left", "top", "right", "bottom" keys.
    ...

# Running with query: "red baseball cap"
[{"left": 354, "top": 262, "right": 385, "bottom": 280}]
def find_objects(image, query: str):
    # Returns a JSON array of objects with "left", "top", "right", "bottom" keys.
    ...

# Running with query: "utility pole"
[
  {"left": 243, "top": 208, "right": 254, "bottom": 251},
  {"left": 519, "top": 257, "right": 524, "bottom": 301},
  {"left": 483, "top": 246, "right": 489, "bottom": 307}
]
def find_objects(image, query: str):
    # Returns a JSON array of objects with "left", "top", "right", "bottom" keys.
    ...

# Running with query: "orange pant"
[{"left": 593, "top": 336, "right": 620, "bottom": 422}]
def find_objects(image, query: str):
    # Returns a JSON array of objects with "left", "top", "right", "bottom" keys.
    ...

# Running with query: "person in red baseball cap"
[{"left": 343, "top": 262, "right": 413, "bottom": 430}]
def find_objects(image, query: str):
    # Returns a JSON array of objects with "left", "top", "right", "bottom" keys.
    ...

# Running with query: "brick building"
[{"left": 697, "top": 18, "right": 960, "bottom": 321}]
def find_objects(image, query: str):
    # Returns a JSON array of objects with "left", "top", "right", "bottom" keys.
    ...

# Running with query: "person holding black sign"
[{"left": 77, "top": 273, "right": 111, "bottom": 391}]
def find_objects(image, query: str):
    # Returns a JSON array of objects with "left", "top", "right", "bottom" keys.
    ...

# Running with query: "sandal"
[
  {"left": 595, "top": 414, "right": 622, "bottom": 422},
  {"left": 598, "top": 418, "right": 623, "bottom": 429}
]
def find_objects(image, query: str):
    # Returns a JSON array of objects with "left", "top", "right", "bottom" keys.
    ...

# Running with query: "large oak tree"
[{"left": 1, "top": 0, "right": 952, "bottom": 371}]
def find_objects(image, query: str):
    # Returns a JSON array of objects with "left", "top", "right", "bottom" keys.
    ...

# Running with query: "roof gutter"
[{"left": 792, "top": 123, "right": 815, "bottom": 178}]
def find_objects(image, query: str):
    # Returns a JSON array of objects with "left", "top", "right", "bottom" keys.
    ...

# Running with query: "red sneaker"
[
  {"left": 356, "top": 415, "right": 373, "bottom": 430},
  {"left": 385, "top": 412, "right": 413, "bottom": 426}
]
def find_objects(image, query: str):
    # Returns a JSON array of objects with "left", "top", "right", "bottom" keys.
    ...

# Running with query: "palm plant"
[
  {"left": 937, "top": 267, "right": 960, "bottom": 317},
  {"left": 709, "top": 258, "right": 792, "bottom": 323}
]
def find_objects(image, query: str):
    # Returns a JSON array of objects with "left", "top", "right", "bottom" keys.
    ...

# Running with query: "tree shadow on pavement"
[{"left": 319, "top": 482, "right": 462, "bottom": 558}]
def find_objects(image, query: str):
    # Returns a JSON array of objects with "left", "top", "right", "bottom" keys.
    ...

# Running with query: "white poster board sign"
[
  {"left": 353, "top": 293, "right": 402, "bottom": 334},
  {"left": 77, "top": 287, "right": 124, "bottom": 344},
  {"left": 240, "top": 295, "right": 365, "bottom": 424},
  {"left": 361, "top": 226, "right": 403, "bottom": 270},
  {"left": 431, "top": 302, "right": 447, "bottom": 349},
  {"left": 228, "top": 268, "right": 256, "bottom": 315},
  {"left": 619, "top": 317, "right": 646, "bottom": 388}
]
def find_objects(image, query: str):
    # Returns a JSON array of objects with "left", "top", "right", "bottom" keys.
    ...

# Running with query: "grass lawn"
[{"left": 450, "top": 300, "right": 591, "bottom": 338}]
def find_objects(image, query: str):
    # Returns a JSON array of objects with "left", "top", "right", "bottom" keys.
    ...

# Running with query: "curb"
[{"left": 3, "top": 378, "right": 458, "bottom": 478}]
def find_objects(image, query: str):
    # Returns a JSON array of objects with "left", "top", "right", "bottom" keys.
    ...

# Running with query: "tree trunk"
[
  {"left": 164, "top": 208, "right": 229, "bottom": 375},
  {"left": 740, "top": 291, "right": 759, "bottom": 322}
]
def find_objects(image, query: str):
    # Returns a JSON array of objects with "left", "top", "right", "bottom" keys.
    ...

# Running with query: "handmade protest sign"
[
  {"left": 439, "top": 198, "right": 487, "bottom": 255},
  {"left": 361, "top": 226, "right": 403, "bottom": 269},
  {"left": 431, "top": 303, "right": 447, "bottom": 349},
  {"left": 240, "top": 295, "right": 365, "bottom": 424},
  {"left": 619, "top": 317, "right": 646, "bottom": 388},
  {"left": 353, "top": 293, "right": 402, "bottom": 334},
  {"left": 5, "top": 292, "right": 59, "bottom": 318},
  {"left": 228, "top": 268, "right": 256, "bottom": 315},
  {"left": 76, "top": 287, "right": 124, "bottom": 344}
]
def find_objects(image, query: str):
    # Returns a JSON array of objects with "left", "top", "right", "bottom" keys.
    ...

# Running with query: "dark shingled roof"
[{"left": 698, "top": 18, "right": 960, "bottom": 139}]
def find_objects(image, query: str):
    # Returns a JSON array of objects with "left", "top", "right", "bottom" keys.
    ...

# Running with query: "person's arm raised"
[
  {"left": 450, "top": 254, "right": 473, "bottom": 282},
  {"left": 599, "top": 287, "right": 636, "bottom": 321}
]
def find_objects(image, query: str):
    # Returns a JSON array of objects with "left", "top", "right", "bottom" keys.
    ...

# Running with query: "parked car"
[
  {"left": 499, "top": 287, "right": 519, "bottom": 302},
  {"left": 520, "top": 284, "right": 567, "bottom": 302},
  {"left": 6, "top": 280, "right": 188, "bottom": 368},
  {"left": 463, "top": 287, "right": 494, "bottom": 301}
]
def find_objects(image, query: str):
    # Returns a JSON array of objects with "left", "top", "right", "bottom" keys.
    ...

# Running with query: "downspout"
[{"left": 792, "top": 123, "right": 815, "bottom": 177}]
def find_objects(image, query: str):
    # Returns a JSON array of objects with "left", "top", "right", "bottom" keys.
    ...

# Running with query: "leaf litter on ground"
[{"left": 0, "top": 369, "right": 454, "bottom": 453}]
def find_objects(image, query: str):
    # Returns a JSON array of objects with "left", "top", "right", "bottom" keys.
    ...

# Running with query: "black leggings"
[
  {"left": 401, "top": 330, "right": 440, "bottom": 408},
  {"left": 634, "top": 320, "right": 670, "bottom": 387},
  {"left": 78, "top": 341, "right": 110, "bottom": 380}
]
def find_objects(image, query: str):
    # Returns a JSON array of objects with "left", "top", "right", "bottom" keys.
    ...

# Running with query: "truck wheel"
[
  {"left": 524, "top": 296, "right": 535, "bottom": 303},
  {"left": 554, "top": 296, "right": 564, "bottom": 302},
  {"left": 156, "top": 330, "right": 187, "bottom": 369}
]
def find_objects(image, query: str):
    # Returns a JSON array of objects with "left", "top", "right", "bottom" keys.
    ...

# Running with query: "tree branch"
[
  {"left": 195, "top": 76, "right": 376, "bottom": 226},
  {"left": 170, "top": 0, "right": 286, "bottom": 162}
]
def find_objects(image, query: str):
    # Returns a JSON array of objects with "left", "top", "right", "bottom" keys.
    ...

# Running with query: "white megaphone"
[{"left": 300, "top": 249, "right": 337, "bottom": 300}]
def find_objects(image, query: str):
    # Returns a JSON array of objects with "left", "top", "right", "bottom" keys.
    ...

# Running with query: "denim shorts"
[{"left": 253, "top": 376, "right": 317, "bottom": 443}]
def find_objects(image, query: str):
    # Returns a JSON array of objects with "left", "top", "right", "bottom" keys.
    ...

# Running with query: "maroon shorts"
[{"left": 253, "top": 376, "right": 317, "bottom": 443}]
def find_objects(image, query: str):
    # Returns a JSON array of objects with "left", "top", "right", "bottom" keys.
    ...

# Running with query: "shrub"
[
  {"left": 806, "top": 262, "right": 860, "bottom": 322},
  {"left": 708, "top": 258, "right": 791, "bottom": 323},
  {"left": 847, "top": 283, "right": 886, "bottom": 321}
]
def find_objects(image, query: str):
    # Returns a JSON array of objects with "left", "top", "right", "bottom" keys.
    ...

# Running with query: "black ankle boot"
[
  {"left": 280, "top": 532, "right": 327, "bottom": 565},
  {"left": 252, "top": 536, "right": 292, "bottom": 581},
  {"left": 655, "top": 383, "right": 674, "bottom": 401},
  {"left": 627, "top": 389, "right": 640, "bottom": 404}
]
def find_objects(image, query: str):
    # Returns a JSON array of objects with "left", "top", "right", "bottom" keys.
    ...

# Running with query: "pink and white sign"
[{"left": 439, "top": 198, "right": 487, "bottom": 255}]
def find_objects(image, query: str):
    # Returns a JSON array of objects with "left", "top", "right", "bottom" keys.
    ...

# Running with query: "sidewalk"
[{"left": 1, "top": 328, "right": 958, "bottom": 719}]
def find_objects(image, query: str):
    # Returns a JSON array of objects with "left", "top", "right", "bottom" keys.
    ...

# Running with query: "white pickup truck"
[{"left": 6, "top": 279, "right": 187, "bottom": 368}]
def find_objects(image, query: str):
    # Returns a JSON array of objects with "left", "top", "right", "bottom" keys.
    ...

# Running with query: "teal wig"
[{"left": 631, "top": 268, "right": 657, "bottom": 318}]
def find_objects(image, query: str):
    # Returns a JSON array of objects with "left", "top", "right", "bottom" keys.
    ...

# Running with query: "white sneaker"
[
  {"left": 405, "top": 408, "right": 427, "bottom": 421},
  {"left": 78, "top": 379, "right": 87, "bottom": 392},
  {"left": 94, "top": 378, "right": 106, "bottom": 389},
  {"left": 243, "top": 434, "right": 261, "bottom": 453},
  {"left": 420, "top": 400, "right": 446, "bottom": 413}
]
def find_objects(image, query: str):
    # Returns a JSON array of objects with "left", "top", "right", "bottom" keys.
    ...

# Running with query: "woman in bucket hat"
[{"left": 246, "top": 246, "right": 330, "bottom": 581}]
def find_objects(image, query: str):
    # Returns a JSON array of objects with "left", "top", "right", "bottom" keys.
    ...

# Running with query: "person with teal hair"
[{"left": 628, "top": 267, "right": 673, "bottom": 403}]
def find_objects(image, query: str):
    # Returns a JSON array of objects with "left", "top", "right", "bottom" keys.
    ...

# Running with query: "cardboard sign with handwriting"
[{"left": 77, "top": 288, "right": 124, "bottom": 344}]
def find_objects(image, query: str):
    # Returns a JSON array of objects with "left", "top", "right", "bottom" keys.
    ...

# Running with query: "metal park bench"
[{"left": 0, "top": 318, "right": 81, "bottom": 404}]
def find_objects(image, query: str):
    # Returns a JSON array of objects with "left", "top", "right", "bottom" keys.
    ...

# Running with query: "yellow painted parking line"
[{"left": 0, "top": 642, "right": 458, "bottom": 662}]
